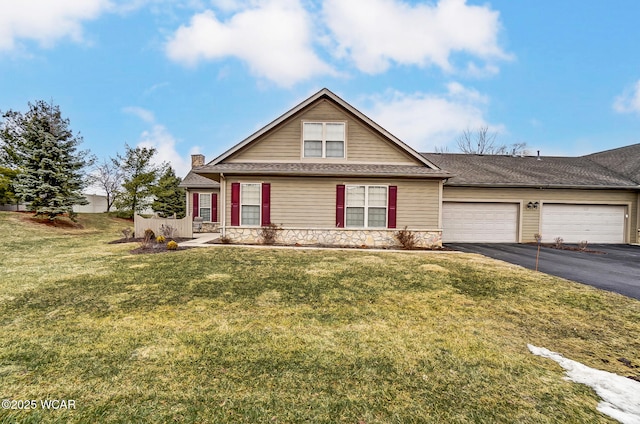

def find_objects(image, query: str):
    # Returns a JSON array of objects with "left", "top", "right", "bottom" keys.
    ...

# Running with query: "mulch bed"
[
  {"left": 525, "top": 242, "right": 606, "bottom": 254},
  {"left": 206, "top": 238, "right": 454, "bottom": 251},
  {"left": 109, "top": 237, "right": 193, "bottom": 254}
]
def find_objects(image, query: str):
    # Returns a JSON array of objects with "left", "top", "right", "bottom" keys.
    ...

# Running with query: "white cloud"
[
  {"left": 363, "top": 83, "right": 503, "bottom": 151},
  {"left": 165, "top": 0, "right": 335, "bottom": 87},
  {"left": 323, "top": 0, "right": 509, "bottom": 74},
  {"left": 123, "top": 107, "right": 192, "bottom": 177},
  {"left": 0, "top": 0, "right": 111, "bottom": 51},
  {"left": 613, "top": 81, "right": 640, "bottom": 114}
]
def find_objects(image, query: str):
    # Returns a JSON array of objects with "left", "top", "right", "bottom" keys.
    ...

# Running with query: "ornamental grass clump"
[
  {"left": 167, "top": 240, "right": 178, "bottom": 250},
  {"left": 156, "top": 235, "right": 166, "bottom": 244}
]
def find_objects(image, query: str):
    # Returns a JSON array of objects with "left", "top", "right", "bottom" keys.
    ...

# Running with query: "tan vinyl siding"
[
  {"left": 443, "top": 186, "right": 638, "bottom": 243},
  {"left": 227, "top": 100, "right": 420, "bottom": 165},
  {"left": 225, "top": 176, "right": 440, "bottom": 229}
]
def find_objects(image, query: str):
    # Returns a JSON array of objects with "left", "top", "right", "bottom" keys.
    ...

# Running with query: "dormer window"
[{"left": 303, "top": 122, "right": 345, "bottom": 158}]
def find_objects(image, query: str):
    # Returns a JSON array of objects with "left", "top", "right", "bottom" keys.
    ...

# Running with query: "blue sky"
[{"left": 2, "top": 0, "right": 640, "bottom": 184}]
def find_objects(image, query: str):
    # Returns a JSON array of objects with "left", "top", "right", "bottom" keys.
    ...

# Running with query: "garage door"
[
  {"left": 443, "top": 202, "right": 519, "bottom": 242},
  {"left": 541, "top": 204, "right": 625, "bottom": 243}
]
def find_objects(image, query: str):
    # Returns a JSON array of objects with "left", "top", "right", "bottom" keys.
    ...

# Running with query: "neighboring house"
[
  {"left": 182, "top": 88, "right": 640, "bottom": 246},
  {"left": 2, "top": 193, "right": 120, "bottom": 213},
  {"left": 179, "top": 154, "right": 221, "bottom": 232}
]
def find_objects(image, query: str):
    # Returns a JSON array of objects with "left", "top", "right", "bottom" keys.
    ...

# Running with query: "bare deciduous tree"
[
  {"left": 456, "top": 126, "right": 528, "bottom": 156},
  {"left": 89, "top": 159, "right": 123, "bottom": 212}
]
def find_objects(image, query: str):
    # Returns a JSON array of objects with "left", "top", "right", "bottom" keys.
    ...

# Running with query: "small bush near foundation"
[
  {"left": 395, "top": 226, "right": 417, "bottom": 250},
  {"left": 578, "top": 240, "right": 589, "bottom": 251},
  {"left": 534, "top": 233, "right": 542, "bottom": 243},
  {"left": 260, "top": 223, "right": 281, "bottom": 245},
  {"left": 144, "top": 228, "right": 155, "bottom": 240},
  {"left": 156, "top": 235, "right": 166, "bottom": 243},
  {"left": 122, "top": 228, "right": 132, "bottom": 240},
  {"left": 219, "top": 236, "right": 231, "bottom": 244},
  {"left": 167, "top": 240, "right": 178, "bottom": 250},
  {"left": 554, "top": 237, "right": 564, "bottom": 249}
]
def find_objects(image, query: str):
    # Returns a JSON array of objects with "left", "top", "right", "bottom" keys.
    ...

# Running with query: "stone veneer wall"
[
  {"left": 194, "top": 222, "right": 220, "bottom": 233},
  {"left": 223, "top": 227, "right": 442, "bottom": 248}
]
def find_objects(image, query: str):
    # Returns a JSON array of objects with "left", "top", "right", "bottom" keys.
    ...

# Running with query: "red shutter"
[
  {"left": 192, "top": 192, "right": 199, "bottom": 217},
  {"left": 388, "top": 185, "right": 397, "bottom": 229},
  {"left": 261, "top": 183, "right": 271, "bottom": 226},
  {"left": 212, "top": 193, "right": 218, "bottom": 223},
  {"left": 231, "top": 183, "right": 240, "bottom": 226},
  {"left": 336, "top": 184, "right": 345, "bottom": 228}
]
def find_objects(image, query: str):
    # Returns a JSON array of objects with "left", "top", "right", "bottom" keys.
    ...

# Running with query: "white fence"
[{"left": 134, "top": 214, "right": 193, "bottom": 239}]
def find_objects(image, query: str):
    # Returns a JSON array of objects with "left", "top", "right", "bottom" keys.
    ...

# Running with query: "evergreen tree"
[
  {"left": 152, "top": 166, "right": 185, "bottom": 218},
  {"left": 0, "top": 101, "right": 93, "bottom": 220},
  {"left": 114, "top": 144, "right": 162, "bottom": 218},
  {"left": 0, "top": 166, "right": 18, "bottom": 207}
]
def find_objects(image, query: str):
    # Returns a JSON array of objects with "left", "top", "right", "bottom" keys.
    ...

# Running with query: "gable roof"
[
  {"left": 584, "top": 143, "right": 640, "bottom": 184},
  {"left": 422, "top": 152, "right": 640, "bottom": 189},
  {"left": 207, "top": 88, "right": 440, "bottom": 170}
]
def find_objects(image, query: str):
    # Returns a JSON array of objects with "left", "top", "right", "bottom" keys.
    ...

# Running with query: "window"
[
  {"left": 303, "top": 122, "right": 345, "bottom": 158},
  {"left": 199, "top": 193, "right": 211, "bottom": 222},
  {"left": 345, "top": 185, "right": 387, "bottom": 228},
  {"left": 240, "top": 183, "right": 261, "bottom": 226}
]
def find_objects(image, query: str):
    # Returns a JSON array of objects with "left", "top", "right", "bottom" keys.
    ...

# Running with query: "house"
[
  {"left": 183, "top": 88, "right": 450, "bottom": 247},
  {"left": 181, "top": 88, "right": 640, "bottom": 246}
]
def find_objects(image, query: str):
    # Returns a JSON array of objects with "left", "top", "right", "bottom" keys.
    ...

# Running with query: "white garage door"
[
  {"left": 541, "top": 204, "right": 625, "bottom": 243},
  {"left": 443, "top": 202, "right": 519, "bottom": 242}
]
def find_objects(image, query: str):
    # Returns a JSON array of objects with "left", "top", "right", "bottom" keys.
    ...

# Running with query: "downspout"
[{"left": 220, "top": 173, "right": 226, "bottom": 237}]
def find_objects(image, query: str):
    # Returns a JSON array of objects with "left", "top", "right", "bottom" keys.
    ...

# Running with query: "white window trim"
[
  {"left": 302, "top": 121, "right": 346, "bottom": 159},
  {"left": 345, "top": 184, "right": 388, "bottom": 228},
  {"left": 240, "top": 183, "right": 261, "bottom": 227},
  {"left": 199, "top": 193, "right": 212, "bottom": 222}
]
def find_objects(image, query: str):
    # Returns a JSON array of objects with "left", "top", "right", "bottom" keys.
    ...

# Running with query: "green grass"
[{"left": 1, "top": 211, "right": 638, "bottom": 423}]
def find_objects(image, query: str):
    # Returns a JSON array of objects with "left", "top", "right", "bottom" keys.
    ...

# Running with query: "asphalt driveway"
[{"left": 446, "top": 243, "right": 640, "bottom": 300}]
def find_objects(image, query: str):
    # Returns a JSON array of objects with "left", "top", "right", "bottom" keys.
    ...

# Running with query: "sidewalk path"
[{"left": 178, "top": 232, "right": 219, "bottom": 247}]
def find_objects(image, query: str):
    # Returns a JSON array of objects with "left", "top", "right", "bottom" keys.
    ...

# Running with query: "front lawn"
[{"left": 0, "top": 212, "right": 638, "bottom": 423}]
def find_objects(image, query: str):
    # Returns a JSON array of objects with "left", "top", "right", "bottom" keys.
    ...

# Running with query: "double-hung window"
[
  {"left": 240, "top": 183, "right": 261, "bottom": 226},
  {"left": 303, "top": 122, "right": 345, "bottom": 158},
  {"left": 345, "top": 185, "right": 387, "bottom": 228},
  {"left": 199, "top": 193, "right": 211, "bottom": 222}
]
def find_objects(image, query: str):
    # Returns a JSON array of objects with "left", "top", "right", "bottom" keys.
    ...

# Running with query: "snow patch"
[{"left": 528, "top": 344, "right": 640, "bottom": 424}]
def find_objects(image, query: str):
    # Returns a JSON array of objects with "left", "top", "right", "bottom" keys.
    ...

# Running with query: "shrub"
[
  {"left": 395, "top": 226, "right": 417, "bottom": 250},
  {"left": 122, "top": 228, "right": 132, "bottom": 240},
  {"left": 534, "top": 233, "right": 542, "bottom": 243},
  {"left": 219, "top": 236, "right": 232, "bottom": 244},
  {"left": 554, "top": 237, "right": 564, "bottom": 249},
  {"left": 578, "top": 240, "right": 589, "bottom": 251},
  {"left": 140, "top": 229, "right": 155, "bottom": 250},
  {"left": 260, "top": 223, "right": 280, "bottom": 245},
  {"left": 160, "top": 224, "right": 177, "bottom": 239},
  {"left": 156, "top": 235, "right": 166, "bottom": 243},
  {"left": 167, "top": 240, "right": 178, "bottom": 250}
]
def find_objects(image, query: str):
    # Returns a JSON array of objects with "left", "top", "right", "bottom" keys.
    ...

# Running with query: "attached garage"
[
  {"left": 443, "top": 202, "right": 519, "bottom": 243},
  {"left": 541, "top": 204, "right": 626, "bottom": 243}
]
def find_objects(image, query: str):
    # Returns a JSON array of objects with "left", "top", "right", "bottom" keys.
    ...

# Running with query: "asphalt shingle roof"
[
  {"left": 585, "top": 143, "right": 640, "bottom": 184},
  {"left": 195, "top": 162, "right": 450, "bottom": 178},
  {"left": 178, "top": 171, "right": 220, "bottom": 188},
  {"left": 421, "top": 153, "right": 639, "bottom": 188}
]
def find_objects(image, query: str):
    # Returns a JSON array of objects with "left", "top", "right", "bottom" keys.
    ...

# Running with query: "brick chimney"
[{"left": 191, "top": 154, "right": 205, "bottom": 168}]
